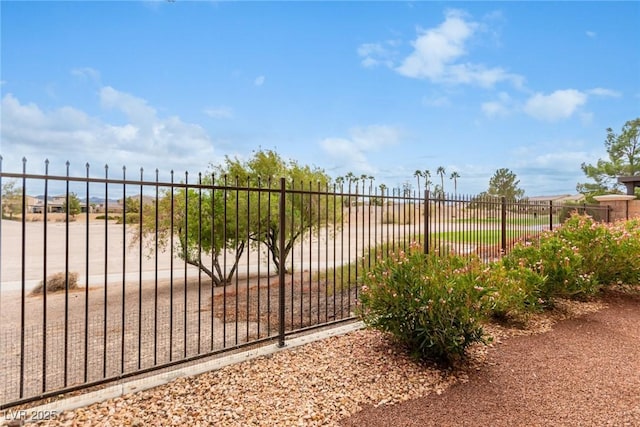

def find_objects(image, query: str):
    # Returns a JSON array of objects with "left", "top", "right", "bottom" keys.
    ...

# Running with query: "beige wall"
[
  {"left": 599, "top": 199, "right": 640, "bottom": 221},
  {"left": 630, "top": 200, "right": 640, "bottom": 219}
]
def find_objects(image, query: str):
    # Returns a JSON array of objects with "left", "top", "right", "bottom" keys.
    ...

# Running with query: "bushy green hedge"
[
  {"left": 358, "top": 214, "right": 640, "bottom": 363},
  {"left": 358, "top": 243, "right": 493, "bottom": 365}
]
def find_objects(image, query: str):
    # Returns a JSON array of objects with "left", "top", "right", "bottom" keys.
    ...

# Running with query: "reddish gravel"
[{"left": 340, "top": 289, "right": 640, "bottom": 427}]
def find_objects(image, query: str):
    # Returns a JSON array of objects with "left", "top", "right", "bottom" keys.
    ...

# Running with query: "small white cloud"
[
  {"left": 422, "top": 95, "right": 451, "bottom": 107},
  {"left": 357, "top": 41, "right": 399, "bottom": 68},
  {"left": 586, "top": 31, "right": 597, "bottom": 38},
  {"left": 320, "top": 125, "right": 403, "bottom": 174},
  {"left": 71, "top": 67, "right": 101, "bottom": 83},
  {"left": 481, "top": 92, "right": 513, "bottom": 118},
  {"left": 320, "top": 137, "right": 372, "bottom": 172},
  {"left": 481, "top": 101, "right": 508, "bottom": 118},
  {"left": 100, "top": 86, "right": 157, "bottom": 128},
  {"left": 586, "top": 88, "right": 621, "bottom": 98},
  {"left": 523, "top": 89, "right": 587, "bottom": 122},
  {"left": 349, "top": 125, "right": 402, "bottom": 150},
  {"left": 254, "top": 76, "right": 265, "bottom": 86},
  {"left": 394, "top": 9, "right": 523, "bottom": 88},
  {"left": 204, "top": 106, "right": 234, "bottom": 119},
  {"left": 580, "top": 112, "right": 594, "bottom": 125},
  {"left": 396, "top": 10, "right": 476, "bottom": 80}
]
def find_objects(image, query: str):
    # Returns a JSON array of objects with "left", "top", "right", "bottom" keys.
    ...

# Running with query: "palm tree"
[
  {"left": 436, "top": 166, "right": 446, "bottom": 194},
  {"left": 344, "top": 172, "right": 357, "bottom": 185},
  {"left": 367, "top": 175, "right": 375, "bottom": 192},
  {"left": 449, "top": 171, "right": 460, "bottom": 197},
  {"left": 423, "top": 169, "right": 431, "bottom": 192},
  {"left": 414, "top": 170, "right": 422, "bottom": 196}
]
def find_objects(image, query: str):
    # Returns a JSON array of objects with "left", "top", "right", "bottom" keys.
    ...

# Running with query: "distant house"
[
  {"left": 93, "top": 201, "right": 124, "bottom": 214},
  {"left": 28, "top": 195, "right": 93, "bottom": 214},
  {"left": 28, "top": 196, "right": 65, "bottom": 213}
]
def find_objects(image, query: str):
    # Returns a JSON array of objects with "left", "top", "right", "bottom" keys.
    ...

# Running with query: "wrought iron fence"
[
  {"left": 0, "top": 158, "right": 610, "bottom": 408},
  {"left": 425, "top": 192, "right": 610, "bottom": 260}
]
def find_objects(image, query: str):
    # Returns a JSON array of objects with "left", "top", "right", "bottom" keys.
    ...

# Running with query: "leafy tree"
[
  {"left": 138, "top": 149, "right": 339, "bottom": 287},
  {"left": 63, "top": 192, "right": 82, "bottom": 218},
  {"left": 577, "top": 118, "right": 640, "bottom": 199},
  {"left": 220, "top": 149, "right": 337, "bottom": 275},
  {"left": 137, "top": 172, "right": 250, "bottom": 287},
  {"left": 486, "top": 168, "right": 525, "bottom": 201},
  {"left": 2, "top": 180, "right": 22, "bottom": 219},
  {"left": 124, "top": 196, "right": 141, "bottom": 214}
]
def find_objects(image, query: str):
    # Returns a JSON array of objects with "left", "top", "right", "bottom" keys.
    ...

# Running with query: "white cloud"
[
  {"left": 100, "top": 86, "right": 157, "bottom": 127},
  {"left": 71, "top": 67, "right": 101, "bottom": 83},
  {"left": 349, "top": 125, "right": 402, "bottom": 150},
  {"left": 320, "top": 125, "right": 403, "bottom": 174},
  {"left": 481, "top": 101, "right": 508, "bottom": 118},
  {"left": 586, "top": 31, "right": 597, "bottom": 38},
  {"left": 523, "top": 89, "right": 587, "bottom": 122},
  {"left": 204, "top": 106, "right": 234, "bottom": 119},
  {"left": 511, "top": 145, "right": 600, "bottom": 195},
  {"left": 481, "top": 92, "right": 513, "bottom": 118},
  {"left": 254, "top": 75, "right": 265, "bottom": 86},
  {"left": 396, "top": 10, "right": 475, "bottom": 80},
  {"left": 1, "top": 89, "right": 215, "bottom": 175},
  {"left": 586, "top": 88, "right": 621, "bottom": 98},
  {"left": 422, "top": 95, "right": 451, "bottom": 107},
  {"left": 394, "top": 10, "right": 523, "bottom": 88},
  {"left": 357, "top": 41, "right": 399, "bottom": 68},
  {"left": 320, "top": 137, "right": 372, "bottom": 172},
  {"left": 517, "top": 149, "right": 593, "bottom": 169}
]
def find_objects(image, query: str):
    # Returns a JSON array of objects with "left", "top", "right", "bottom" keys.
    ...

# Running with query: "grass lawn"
[
  {"left": 432, "top": 229, "right": 532, "bottom": 245},
  {"left": 453, "top": 216, "right": 558, "bottom": 226}
]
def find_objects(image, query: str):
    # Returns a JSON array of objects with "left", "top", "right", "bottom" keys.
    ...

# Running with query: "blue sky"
[{"left": 1, "top": 1, "right": 639, "bottom": 196}]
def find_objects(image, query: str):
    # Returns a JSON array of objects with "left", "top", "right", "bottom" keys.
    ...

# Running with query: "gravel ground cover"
[{"left": 10, "top": 288, "right": 636, "bottom": 426}]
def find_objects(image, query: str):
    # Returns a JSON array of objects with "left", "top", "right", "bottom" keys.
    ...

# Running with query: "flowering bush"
[
  {"left": 358, "top": 243, "right": 492, "bottom": 365},
  {"left": 556, "top": 215, "right": 640, "bottom": 286},
  {"left": 358, "top": 215, "right": 639, "bottom": 363},
  {"left": 484, "top": 262, "right": 547, "bottom": 320},
  {"left": 501, "top": 232, "right": 600, "bottom": 303}
]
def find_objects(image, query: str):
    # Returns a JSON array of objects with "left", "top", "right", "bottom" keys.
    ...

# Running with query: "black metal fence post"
[
  {"left": 20, "top": 158, "right": 27, "bottom": 398},
  {"left": 501, "top": 196, "right": 507, "bottom": 254},
  {"left": 549, "top": 200, "right": 554, "bottom": 230},
  {"left": 424, "top": 190, "right": 430, "bottom": 254},
  {"left": 278, "top": 177, "right": 286, "bottom": 348}
]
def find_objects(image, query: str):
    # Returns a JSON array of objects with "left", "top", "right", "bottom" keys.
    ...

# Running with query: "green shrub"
[
  {"left": 95, "top": 214, "right": 118, "bottom": 221},
  {"left": 556, "top": 215, "right": 640, "bottom": 286},
  {"left": 116, "top": 215, "right": 139, "bottom": 224},
  {"left": 501, "top": 232, "right": 600, "bottom": 303},
  {"left": 358, "top": 243, "right": 492, "bottom": 365},
  {"left": 484, "top": 262, "right": 547, "bottom": 321}
]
